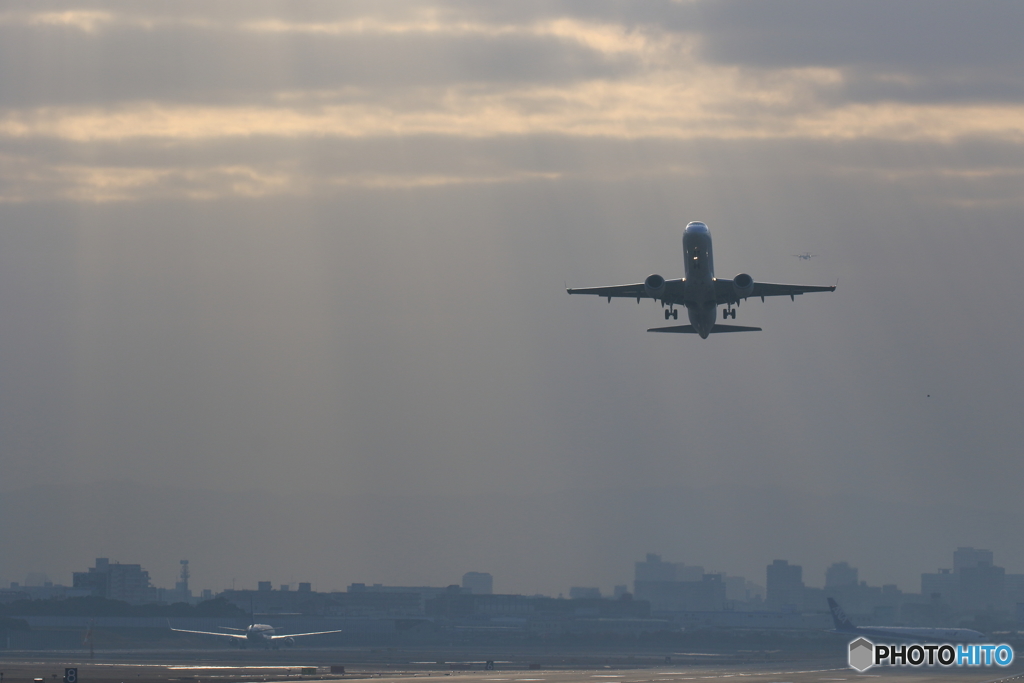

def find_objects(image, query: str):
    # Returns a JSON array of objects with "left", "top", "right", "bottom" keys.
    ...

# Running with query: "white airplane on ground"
[
  {"left": 828, "top": 598, "right": 984, "bottom": 642},
  {"left": 169, "top": 617, "right": 343, "bottom": 649},
  {"left": 566, "top": 221, "right": 836, "bottom": 338}
]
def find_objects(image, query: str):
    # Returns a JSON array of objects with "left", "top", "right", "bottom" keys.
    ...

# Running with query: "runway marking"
[{"left": 167, "top": 667, "right": 294, "bottom": 671}]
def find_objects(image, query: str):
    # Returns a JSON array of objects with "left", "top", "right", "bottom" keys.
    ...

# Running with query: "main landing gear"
[
  {"left": 664, "top": 307, "right": 679, "bottom": 320},
  {"left": 723, "top": 306, "right": 737, "bottom": 319}
]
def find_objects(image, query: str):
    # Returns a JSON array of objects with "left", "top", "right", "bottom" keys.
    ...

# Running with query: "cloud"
[
  {"left": 0, "top": 10, "right": 647, "bottom": 108},
  {"left": 5, "top": 72, "right": 1024, "bottom": 145},
  {"left": 692, "top": 1, "right": 1024, "bottom": 105}
]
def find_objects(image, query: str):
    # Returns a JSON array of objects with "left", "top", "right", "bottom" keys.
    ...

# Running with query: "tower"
[{"left": 176, "top": 560, "right": 191, "bottom": 603}]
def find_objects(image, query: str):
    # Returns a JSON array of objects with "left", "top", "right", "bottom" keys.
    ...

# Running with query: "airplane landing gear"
[
  {"left": 723, "top": 307, "right": 736, "bottom": 319},
  {"left": 664, "top": 307, "right": 679, "bottom": 320}
]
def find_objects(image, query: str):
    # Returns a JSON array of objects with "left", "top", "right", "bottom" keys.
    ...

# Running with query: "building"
[
  {"left": 954, "top": 547, "right": 993, "bottom": 573},
  {"left": 633, "top": 554, "right": 760, "bottom": 612},
  {"left": 462, "top": 572, "right": 493, "bottom": 595},
  {"left": 921, "top": 568, "right": 958, "bottom": 603},
  {"left": 919, "top": 547, "right": 1024, "bottom": 614},
  {"left": 766, "top": 560, "right": 804, "bottom": 612},
  {"left": 826, "top": 562, "right": 858, "bottom": 588},
  {"left": 635, "top": 573, "right": 727, "bottom": 612},
  {"left": 634, "top": 553, "right": 704, "bottom": 582},
  {"left": 959, "top": 563, "right": 1005, "bottom": 611},
  {"left": 72, "top": 558, "right": 157, "bottom": 605}
]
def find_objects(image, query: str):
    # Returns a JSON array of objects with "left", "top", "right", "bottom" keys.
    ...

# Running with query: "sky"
[{"left": 1, "top": 1, "right": 1023, "bottom": 598}]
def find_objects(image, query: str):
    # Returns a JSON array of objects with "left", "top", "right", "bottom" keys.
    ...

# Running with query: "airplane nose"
[{"left": 685, "top": 221, "right": 709, "bottom": 233}]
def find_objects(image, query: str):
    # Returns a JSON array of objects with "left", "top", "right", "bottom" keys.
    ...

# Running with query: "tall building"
[
  {"left": 634, "top": 553, "right": 704, "bottom": 583},
  {"left": 72, "top": 557, "right": 156, "bottom": 605},
  {"left": 462, "top": 572, "right": 493, "bottom": 595},
  {"left": 921, "top": 568, "right": 958, "bottom": 602},
  {"left": 766, "top": 559, "right": 804, "bottom": 612},
  {"left": 954, "top": 547, "right": 993, "bottom": 572},
  {"left": 959, "top": 564, "right": 1005, "bottom": 610},
  {"left": 825, "top": 562, "right": 858, "bottom": 588},
  {"left": 635, "top": 553, "right": 677, "bottom": 582},
  {"left": 635, "top": 573, "right": 727, "bottom": 612},
  {"left": 921, "top": 548, "right": 1019, "bottom": 612},
  {"left": 633, "top": 554, "right": 728, "bottom": 612}
]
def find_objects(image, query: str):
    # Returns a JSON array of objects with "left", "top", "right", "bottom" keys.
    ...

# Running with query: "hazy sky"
[{"left": 2, "top": 1, "right": 1023, "bottom": 597}]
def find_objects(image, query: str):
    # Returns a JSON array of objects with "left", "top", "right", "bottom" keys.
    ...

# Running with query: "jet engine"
[
  {"left": 644, "top": 273, "right": 666, "bottom": 299},
  {"left": 283, "top": 637, "right": 295, "bottom": 647},
  {"left": 732, "top": 273, "right": 754, "bottom": 298}
]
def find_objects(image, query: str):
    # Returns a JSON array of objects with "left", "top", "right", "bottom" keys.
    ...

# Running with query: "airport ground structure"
[{"left": 2, "top": 549, "right": 1023, "bottom": 650}]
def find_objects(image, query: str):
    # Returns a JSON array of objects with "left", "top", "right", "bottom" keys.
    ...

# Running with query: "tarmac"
[{"left": 0, "top": 649, "right": 1020, "bottom": 683}]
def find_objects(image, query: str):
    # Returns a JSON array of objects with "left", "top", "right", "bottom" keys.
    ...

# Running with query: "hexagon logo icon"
[{"left": 848, "top": 637, "right": 874, "bottom": 672}]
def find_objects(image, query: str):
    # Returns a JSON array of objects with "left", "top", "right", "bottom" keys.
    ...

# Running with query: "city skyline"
[
  {"left": 7, "top": 545, "right": 1021, "bottom": 611},
  {"left": 2, "top": 478, "right": 1023, "bottom": 598}
]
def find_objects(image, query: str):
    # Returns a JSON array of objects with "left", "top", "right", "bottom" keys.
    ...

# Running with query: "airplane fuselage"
[
  {"left": 827, "top": 599, "right": 985, "bottom": 644},
  {"left": 682, "top": 221, "right": 717, "bottom": 337},
  {"left": 247, "top": 624, "right": 275, "bottom": 644},
  {"left": 832, "top": 625, "right": 985, "bottom": 643}
]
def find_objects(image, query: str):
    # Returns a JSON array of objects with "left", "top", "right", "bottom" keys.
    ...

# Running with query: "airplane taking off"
[
  {"left": 169, "top": 618, "right": 342, "bottom": 649},
  {"left": 827, "top": 598, "right": 984, "bottom": 642},
  {"left": 566, "top": 221, "right": 835, "bottom": 338}
]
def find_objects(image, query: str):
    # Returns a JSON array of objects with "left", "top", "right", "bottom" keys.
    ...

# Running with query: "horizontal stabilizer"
[{"left": 647, "top": 324, "right": 762, "bottom": 333}]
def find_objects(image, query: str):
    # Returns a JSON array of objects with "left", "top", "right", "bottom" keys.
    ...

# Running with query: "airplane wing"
[
  {"left": 714, "top": 279, "right": 835, "bottom": 304},
  {"left": 648, "top": 324, "right": 761, "bottom": 334},
  {"left": 268, "top": 629, "right": 344, "bottom": 640},
  {"left": 567, "top": 279, "right": 686, "bottom": 303},
  {"left": 168, "top": 625, "right": 248, "bottom": 640}
]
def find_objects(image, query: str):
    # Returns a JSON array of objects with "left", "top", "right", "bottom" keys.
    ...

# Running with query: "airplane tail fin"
[
  {"left": 828, "top": 598, "right": 856, "bottom": 632},
  {"left": 647, "top": 324, "right": 762, "bottom": 333}
]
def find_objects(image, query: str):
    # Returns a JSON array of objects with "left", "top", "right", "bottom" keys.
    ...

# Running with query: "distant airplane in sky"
[
  {"left": 794, "top": 252, "right": 817, "bottom": 260},
  {"left": 567, "top": 221, "right": 835, "bottom": 338},
  {"left": 827, "top": 598, "right": 984, "bottom": 642},
  {"left": 169, "top": 616, "right": 342, "bottom": 649}
]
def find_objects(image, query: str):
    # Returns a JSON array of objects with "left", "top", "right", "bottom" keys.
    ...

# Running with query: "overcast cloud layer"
[{"left": 1, "top": 1, "right": 1023, "bottom": 596}]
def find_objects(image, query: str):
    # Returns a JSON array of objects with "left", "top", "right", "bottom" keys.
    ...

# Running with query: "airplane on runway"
[
  {"left": 827, "top": 598, "right": 984, "bottom": 642},
  {"left": 566, "top": 221, "right": 835, "bottom": 338},
  {"left": 169, "top": 617, "right": 342, "bottom": 649}
]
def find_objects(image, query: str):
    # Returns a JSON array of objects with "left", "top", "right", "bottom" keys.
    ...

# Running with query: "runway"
[{"left": 0, "top": 652, "right": 1020, "bottom": 683}]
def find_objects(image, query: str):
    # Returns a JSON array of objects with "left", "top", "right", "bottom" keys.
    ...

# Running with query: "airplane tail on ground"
[
  {"left": 648, "top": 324, "right": 762, "bottom": 333},
  {"left": 828, "top": 597, "right": 857, "bottom": 632}
]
